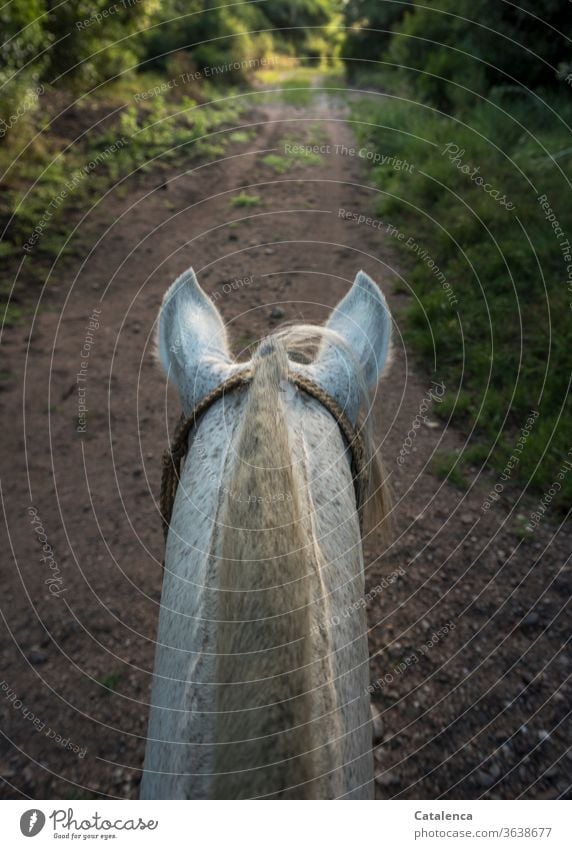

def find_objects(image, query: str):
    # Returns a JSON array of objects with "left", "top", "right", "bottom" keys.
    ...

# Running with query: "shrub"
[{"left": 351, "top": 90, "right": 572, "bottom": 508}]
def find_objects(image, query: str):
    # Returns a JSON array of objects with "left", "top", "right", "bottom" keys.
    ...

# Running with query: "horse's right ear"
[
  {"left": 293, "top": 270, "right": 392, "bottom": 424},
  {"left": 156, "top": 268, "right": 239, "bottom": 412}
]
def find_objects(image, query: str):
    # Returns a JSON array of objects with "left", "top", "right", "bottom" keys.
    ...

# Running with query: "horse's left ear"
[
  {"left": 297, "top": 270, "right": 392, "bottom": 423},
  {"left": 156, "top": 267, "right": 240, "bottom": 412}
]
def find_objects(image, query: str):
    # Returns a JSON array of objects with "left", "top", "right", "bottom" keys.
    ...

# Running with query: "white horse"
[{"left": 140, "top": 268, "right": 392, "bottom": 799}]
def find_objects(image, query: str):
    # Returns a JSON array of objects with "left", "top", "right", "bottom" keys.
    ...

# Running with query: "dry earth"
[{"left": 0, "top": 86, "right": 570, "bottom": 800}]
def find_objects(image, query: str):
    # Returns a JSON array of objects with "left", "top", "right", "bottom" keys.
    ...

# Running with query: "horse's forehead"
[
  {"left": 200, "top": 388, "right": 337, "bottom": 431},
  {"left": 193, "top": 389, "right": 344, "bottom": 472}
]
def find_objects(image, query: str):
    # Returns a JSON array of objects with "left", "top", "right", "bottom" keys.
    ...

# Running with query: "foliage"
[
  {"left": 0, "top": 0, "right": 47, "bottom": 73},
  {"left": 342, "top": 0, "right": 408, "bottom": 80},
  {"left": 143, "top": 0, "right": 273, "bottom": 81},
  {"left": 430, "top": 450, "right": 466, "bottom": 489},
  {"left": 263, "top": 0, "right": 342, "bottom": 60},
  {"left": 386, "top": 0, "right": 572, "bottom": 110},
  {"left": 143, "top": 1, "right": 342, "bottom": 76},
  {"left": 3, "top": 0, "right": 570, "bottom": 518},
  {"left": 351, "top": 89, "right": 572, "bottom": 507},
  {"left": 43, "top": 0, "right": 159, "bottom": 88},
  {"left": 1, "top": 77, "right": 246, "bottom": 324},
  {"left": 346, "top": 1, "right": 572, "bottom": 511},
  {"left": 230, "top": 192, "right": 262, "bottom": 207},
  {"left": 0, "top": 0, "right": 47, "bottom": 124}
]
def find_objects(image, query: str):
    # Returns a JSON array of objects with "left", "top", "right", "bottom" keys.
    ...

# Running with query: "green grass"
[
  {"left": 280, "top": 77, "right": 313, "bottom": 106},
  {"left": 252, "top": 66, "right": 318, "bottom": 107},
  {"left": 228, "top": 130, "right": 255, "bottom": 143},
  {"left": 230, "top": 192, "right": 262, "bottom": 207},
  {"left": 262, "top": 147, "right": 323, "bottom": 174},
  {"left": 97, "top": 671, "right": 121, "bottom": 693},
  {"left": 430, "top": 450, "right": 467, "bottom": 489},
  {"left": 250, "top": 66, "right": 345, "bottom": 111},
  {"left": 351, "top": 88, "right": 572, "bottom": 509},
  {"left": 0, "top": 75, "right": 247, "bottom": 325},
  {"left": 261, "top": 124, "right": 328, "bottom": 175},
  {"left": 1, "top": 303, "right": 23, "bottom": 326},
  {"left": 262, "top": 153, "right": 292, "bottom": 174}
]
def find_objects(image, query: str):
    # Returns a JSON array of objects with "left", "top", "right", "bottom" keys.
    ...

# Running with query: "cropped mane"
[
  {"left": 212, "top": 329, "right": 391, "bottom": 799},
  {"left": 271, "top": 322, "right": 392, "bottom": 540}
]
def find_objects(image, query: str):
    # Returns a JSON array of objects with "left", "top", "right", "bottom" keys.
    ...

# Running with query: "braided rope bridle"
[{"left": 160, "top": 371, "right": 368, "bottom": 548}]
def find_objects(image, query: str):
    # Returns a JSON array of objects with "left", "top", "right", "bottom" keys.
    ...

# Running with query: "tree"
[
  {"left": 342, "top": 0, "right": 408, "bottom": 79},
  {"left": 386, "top": 0, "right": 572, "bottom": 109},
  {"left": 0, "top": 0, "right": 48, "bottom": 119},
  {"left": 43, "top": 0, "right": 159, "bottom": 87}
]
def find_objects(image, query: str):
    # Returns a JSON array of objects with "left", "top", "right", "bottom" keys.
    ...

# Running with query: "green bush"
[
  {"left": 351, "top": 90, "right": 572, "bottom": 507},
  {"left": 342, "top": 0, "right": 407, "bottom": 80},
  {"left": 386, "top": 0, "right": 572, "bottom": 111},
  {"left": 43, "top": 0, "right": 156, "bottom": 88},
  {"left": 144, "top": 1, "right": 275, "bottom": 81},
  {"left": 0, "top": 0, "right": 47, "bottom": 126}
]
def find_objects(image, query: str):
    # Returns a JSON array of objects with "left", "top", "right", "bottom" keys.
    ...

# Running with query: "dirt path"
[{"left": 1, "top": 89, "right": 570, "bottom": 800}]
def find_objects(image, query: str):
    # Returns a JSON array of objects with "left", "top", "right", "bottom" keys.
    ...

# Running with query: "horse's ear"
[
  {"left": 156, "top": 267, "right": 238, "bottom": 411},
  {"left": 300, "top": 270, "right": 392, "bottom": 423}
]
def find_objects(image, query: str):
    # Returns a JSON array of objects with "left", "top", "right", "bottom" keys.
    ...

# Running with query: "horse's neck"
[{"left": 143, "top": 392, "right": 372, "bottom": 799}]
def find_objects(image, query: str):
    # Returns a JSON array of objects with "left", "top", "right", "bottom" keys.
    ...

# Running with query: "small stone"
[
  {"left": 375, "top": 770, "right": 399, "bottom": 788},
  {"left": 476, "top": 769, "right": 495, "bottom": 788},
  {"left": 28, "top": 648, "right": 47, "bottom": 665},
  {"left": 265, "top": 247, "right": 274, "bottom": 255},
  {"left": 522, "top": 612, "right": 540, "bottom": 628},
  {"left": 22, "top": 766, "right": 36, "bottom": 787},
  {"left": 461, "top": 513, "right": 473, "bottom": 525},
  {"left": 112, "top": 767, "right": 124, "bottom": 786},
  {"left": 423, "top": 419, "right": 439, "bottom": 429},
  {"left": 373, "top": 746, "right": 385, "bottom": 765},
  {"left": 421, "top": 619, "right": 430, "bottom": 632},
  {"left": 270, "top": 306, "right": 285, "bottom": 320},
  {"left": 537, "top": 729, "right": 550, "bottom": 741},
  {"left": 371, "top": 706, "right": 384, "bottom": 743}
]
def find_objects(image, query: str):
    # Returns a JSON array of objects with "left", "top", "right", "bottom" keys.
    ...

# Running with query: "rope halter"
[{"left": 160, "top": 370, "right": 368, "bottom": 546}]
